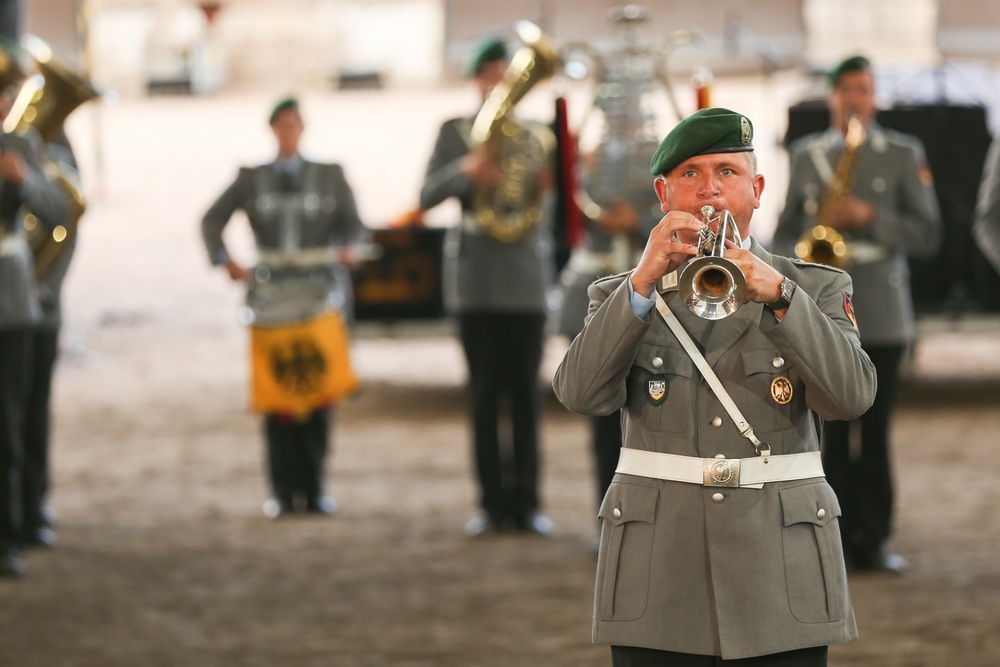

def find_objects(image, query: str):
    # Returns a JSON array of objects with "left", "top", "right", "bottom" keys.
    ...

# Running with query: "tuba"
[
  {"left": 678, "top": 205, "right": 747, "bottom": 320},
  {"left": 564, "top": 6, "right": 701, "bottom": 273},
  {"left": 469, "top": 21, "right": 558, "bottom": 243},
  {"left": 571, "top": 6, "right": 665, "bottom": 272},
  {"left": 5, "top": 35, "right": 99, "bottom": 279},
  {"left": 794, "top": 113, "right": 865, "bottom": 267}
]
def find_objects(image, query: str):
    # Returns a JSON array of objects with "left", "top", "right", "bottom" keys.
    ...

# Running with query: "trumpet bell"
[{"left": 678, "top": 256, "right": 748, "bottom": 321}]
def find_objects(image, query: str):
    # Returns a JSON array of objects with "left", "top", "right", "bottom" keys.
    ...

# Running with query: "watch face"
[{"left": 782, "top": 279, "right": 796, "bottom": 305}]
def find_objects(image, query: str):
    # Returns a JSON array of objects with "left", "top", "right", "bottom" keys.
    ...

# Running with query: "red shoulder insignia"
[{"left": 843, "top": 292, "right": 858, "bottom": 329}]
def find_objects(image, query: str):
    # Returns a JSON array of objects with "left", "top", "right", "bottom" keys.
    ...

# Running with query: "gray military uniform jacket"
[
  {"left": 34, "top": 137, "right": 80, "bottom": 330},
  {"left": 772, "top": 124, "right": 941, "bottom": 345},
  {"left": 200, "top": 158, "right": 366, "bottom": 320},
  {"left": 0, "top": 132, "right": 70, "bottom": 330},
  {"left": 973, "top": 137, "right": 1000, "bottom": 275},
  {"left": 419, "top": 115, "right": 553, "bottom": 314},
  {"left": 553, "top": 240, "right": 876, "bottom": 659}
]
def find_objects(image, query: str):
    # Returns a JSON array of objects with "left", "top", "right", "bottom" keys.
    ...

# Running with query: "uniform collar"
[{"left": 274, "top": 154, "right": 304, "bottom": 174}]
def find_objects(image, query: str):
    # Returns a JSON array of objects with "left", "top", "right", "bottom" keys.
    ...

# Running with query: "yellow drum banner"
[{"left": 250, "top": 311, "right": 358, "bottom": 416}]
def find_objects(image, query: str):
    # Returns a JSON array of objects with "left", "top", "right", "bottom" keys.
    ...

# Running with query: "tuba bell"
[
  {"left": 469, "top": 21, "right": 558, "bottom": 243},
  {"left": 4, "top": 35, "right": 99, "bottom": 279},
  {"left": 678, "top": 205, "right": 747, "bottom": 320},
  {"left": 794, "top": 113, "right": 865, "bottom": 267}
]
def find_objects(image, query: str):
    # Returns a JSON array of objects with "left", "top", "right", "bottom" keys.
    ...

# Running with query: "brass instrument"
[
  {"left": 4, "top": 35, "right": 99, "bottom": 279},
  {"left": 794, "top": 113, "right": 865, "bottom": 267},
  {"left": 678, "top": 205, "right": 747, "bottom": 320},
  {"left": 469, "top": 21, "right": 558, "bottom": 243},
  {"left": 0, "top": 42, "right": 25, "bottom": 93},
  {"left": 569, "top": 7, "right": 666, "bottom": 272}
]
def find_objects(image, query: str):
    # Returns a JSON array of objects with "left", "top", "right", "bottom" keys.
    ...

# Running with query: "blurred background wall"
[{"left": 15, "top": 0, "right": 998, "bottom": 97}]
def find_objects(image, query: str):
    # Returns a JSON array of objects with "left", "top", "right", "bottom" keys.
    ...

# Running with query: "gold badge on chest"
[{"left": 770, "top": 376, "right": 793, "bottom": 405}]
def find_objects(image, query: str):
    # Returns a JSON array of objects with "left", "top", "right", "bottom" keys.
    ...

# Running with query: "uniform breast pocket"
[
  {"left": 625, "top": 344, "right": 693, "bottom": 434},
  {"left": 595, "top": 480, "right": 659, "bottom": 622},
  {"left": 741, "top": 349, "right": 798, "bottom": 433},
  {"left": 780, "top": 481, "right": 849, "bottom": 623}
]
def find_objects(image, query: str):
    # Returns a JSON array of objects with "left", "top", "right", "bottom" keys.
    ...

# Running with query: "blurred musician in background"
[
  {"left": 555, "top": 6, "right": 665, "bottom": 526},
  {"left": 772, "top": 55, "right": 942, "bottom": 573},
  {"left": 0, "top": 42, "right": 71, "bottom": 576},
  {"left": 201, "top": 97, "right": 367, "bottom": 519},
  {"left": 420, "top": 35, "right": 555, "bottom": 536}
]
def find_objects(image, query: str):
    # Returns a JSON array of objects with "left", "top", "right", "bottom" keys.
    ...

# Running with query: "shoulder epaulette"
[
  {"left": 591, "top": 270, "right": 632, "bottom": 286},
  {"left": 787, "top": 257, "right": 847, "bottom": 274}
]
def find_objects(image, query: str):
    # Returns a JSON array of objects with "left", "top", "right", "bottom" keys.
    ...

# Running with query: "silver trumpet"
[{"left": 677, "top": 205, "right": 747, "bottom": 320}]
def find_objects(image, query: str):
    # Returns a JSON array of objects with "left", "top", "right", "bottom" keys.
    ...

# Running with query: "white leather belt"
[
  {"left": 615, "top": 448, "right": 824, "bottom": 490},
  {"left": 846, "top": 240, "right": 888, "bottom": 265},
  {"left": 0, "top": 233, "right": 29, "bottom": 257}
]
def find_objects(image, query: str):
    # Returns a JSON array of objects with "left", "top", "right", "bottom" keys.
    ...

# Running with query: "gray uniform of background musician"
[
  {"left": 19, "top": 133, "right": 79, "bottom": 551},
  {"left": 201, "top": 157, "right": 365, "bottom": 319},
  {"left": 554, "top": 108, "right": 876, "bottom": 662},
  {"left": 421, "top": 111, "right": 553, "bottom": 315},
  {"left": 773, "top": 127, "right": 940, "bottom": 347},
  {"left": 973, "top": 137, "right": 1000, "bottom": 274},
  {"left": 771, "top": 56, "right": 941, "bottom": 574},
  {"left": 0, "top": 129, "right": 70, "bottom": 576}
]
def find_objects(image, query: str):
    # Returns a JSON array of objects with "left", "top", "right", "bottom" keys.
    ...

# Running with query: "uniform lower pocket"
[
  {"left": 594, "top": 480, "right": 659, "bottom": 622},
  {"left": 780, "top": 481, "right": 849, "bottom": 623}
]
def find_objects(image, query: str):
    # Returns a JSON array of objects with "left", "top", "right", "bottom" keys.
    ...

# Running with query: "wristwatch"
[{"left": 767, "top": 277, "right": 796, "bottom": 311}]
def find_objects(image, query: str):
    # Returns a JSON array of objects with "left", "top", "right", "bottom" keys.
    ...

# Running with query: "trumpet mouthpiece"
[{"left": 700, "top": 205, "right": 716, "bottom": 218}]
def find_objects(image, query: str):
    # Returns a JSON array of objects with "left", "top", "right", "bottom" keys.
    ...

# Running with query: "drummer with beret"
[
  {"left": 201, "top": 96, "right": 367, "bottom": 519},
  {"left": 554, "top": 107, "right": 876, "bottom": 664}
]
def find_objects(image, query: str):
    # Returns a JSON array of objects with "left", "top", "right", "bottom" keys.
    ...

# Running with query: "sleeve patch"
[{"left": 844, "top": 292, "right": 858, "bottom": 329}]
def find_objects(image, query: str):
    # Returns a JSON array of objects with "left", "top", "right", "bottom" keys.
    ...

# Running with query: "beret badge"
[{"left": 740, "top": 117, "right": 751, "bottom": 145}]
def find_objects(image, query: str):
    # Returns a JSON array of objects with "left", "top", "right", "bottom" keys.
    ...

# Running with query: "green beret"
[
  {"left": 467, "top": 37, "right": 508, "bottom": 78},
  {"left": 268, "top": 96, "right": 299, "bottom": 125},
  {"left": 649, "top": 107, "right": 754, "bottom": 176},
  {"left": 827, "top": 55, "right": 871, "bottom": 87}
]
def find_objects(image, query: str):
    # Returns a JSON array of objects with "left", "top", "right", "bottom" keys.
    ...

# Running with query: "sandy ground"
[{"left": 2, "top": 86, "right": 1000, "bottom": 666}]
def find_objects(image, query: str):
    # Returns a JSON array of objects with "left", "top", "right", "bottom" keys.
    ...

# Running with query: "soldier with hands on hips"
[
  {"left": 554, "top": 107, "right": 876, "bottom": 665},
  {"left": 772, "top": 55, "right": 942, "bottom": 574},
  {"left": 201, "top": 97, "right": 366, "bottom": 519}
]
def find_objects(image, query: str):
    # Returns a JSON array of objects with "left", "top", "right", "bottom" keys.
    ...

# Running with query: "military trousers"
[
  {"left": 0, "top": 328, "right": 31, "bottom": 549},
  {"left": 22, "top": 327, "right": 59, "bottom": 534},
  {"left": 457, "top": 311, "right": 546, "bottom": 525},
  {"left": 822, "top": 344, "right": 905, "bottom": 561},
  {"left": 263, "top": 408, "right": 332, "bottom": 509},
  {"left": 591, "top": 412, "right": 622, "bottom": 509},
  {"left": 611, "top": 645, "right": 828, "bottom": 666}
]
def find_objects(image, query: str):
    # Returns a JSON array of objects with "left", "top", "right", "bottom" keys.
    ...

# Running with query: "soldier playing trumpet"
[{"left": 554, "top": 107, "right": 876, "bottom": 665}]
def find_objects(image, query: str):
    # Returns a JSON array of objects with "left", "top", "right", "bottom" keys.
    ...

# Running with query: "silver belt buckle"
[{"left": 703, "top": 458, "right": 741, "bottom": 487}]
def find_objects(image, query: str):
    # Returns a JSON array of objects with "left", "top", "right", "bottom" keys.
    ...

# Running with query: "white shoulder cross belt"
[{"left": 615, "top": 447, "right": 824, "bottom": 489}]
